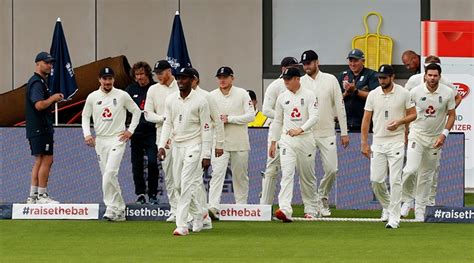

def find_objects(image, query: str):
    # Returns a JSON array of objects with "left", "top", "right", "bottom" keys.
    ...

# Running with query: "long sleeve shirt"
[
  {"left": 301, "top": 71, "right": 348, "bottom": 137},
  {"left": 210, "top": 86, "right": 255, "bottom": 151},
  {"left": 270, "top": 86, "right": 319, "bottom": 142},
  {"left": 194, "top": 86, "right": 225, "bottom": 149},
  {"left": 158, "top": 89, "right": 212, "bottom": 159},
  {"left": 144, "top": 79, "right": 178, "bottom": 142},
  {"left": 82, "top": 87, "right": 141, "bottom": 137}
]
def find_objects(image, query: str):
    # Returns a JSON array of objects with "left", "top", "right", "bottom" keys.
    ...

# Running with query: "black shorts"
[{"left": 29, "top": 133, "right": 54, "bottom": 156}]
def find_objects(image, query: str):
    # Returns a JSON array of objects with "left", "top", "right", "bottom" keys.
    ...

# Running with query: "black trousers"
[{"left": 130, "top": 133, "right": 159, "bottom": 197}]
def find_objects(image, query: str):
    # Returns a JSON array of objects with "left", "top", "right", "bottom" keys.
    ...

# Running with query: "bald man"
[{"left": 401, "top": 50, "right": 421, "bottom": 74}]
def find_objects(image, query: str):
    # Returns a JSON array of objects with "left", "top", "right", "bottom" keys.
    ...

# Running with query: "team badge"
[
  {"left": 439, "top": 96, "right": 442, "bottom": 104},
  {"left": 300, "top": 98, "right": 304, "bottom": 105},
  {"left": 179, "top": 114, "right": 183, "bottom": 122},
  {"left": 113, "top": 98, "right": 117, "bottom": 106}
]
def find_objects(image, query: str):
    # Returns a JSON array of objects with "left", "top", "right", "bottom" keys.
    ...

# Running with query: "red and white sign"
[
  {"left": 218, "top": 204, "right": 272, "bottom": 221},
  {"left": 12, "top": 204, "right": 99, "bottom": 220}
]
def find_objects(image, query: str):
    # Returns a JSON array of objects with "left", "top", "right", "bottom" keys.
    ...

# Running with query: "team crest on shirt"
[
  {"left": 101, "top": 107, "right": 113, "bottom": 121},
  {"left": 290, "top": 107, "right": 302, "bottom": 121},
  {"left": 300, "top": 98, "right": 304, "bottom": 105},
  {"left": 179, "top": 114, "right": 183, "bottom": 122},
  {"left": 113, "top": 98, "right": 117, "bottom": 106},
  {"left": 424, "top": 105, "right": 436, "bottom": 118},
  {"left": 438, "top": 96, "right": 442, "bottom": 104},
  {"left": 314, "top": 98, "right": 319, "bottom": 109}
]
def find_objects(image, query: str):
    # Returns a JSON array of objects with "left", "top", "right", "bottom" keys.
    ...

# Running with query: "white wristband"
[{"left": 442, "top": 129, "right": 450, "bottom": 138}]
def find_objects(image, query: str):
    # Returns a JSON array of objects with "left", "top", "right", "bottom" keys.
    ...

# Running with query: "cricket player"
[
  {"left": 158, "top": 67, "right": 212, "bottom": 236},
  {"left": 270, "top": 67, "right": 320, "bottom": 222},
  {"left": 82, "top": 67, "right": 141, "bottom": 222},
  {"left": 259, "top": 57, "right": 300, "bottom": 205},
  {"left": 361, "top": 65, "right": 416, "bottom": 229},
  {"left": 144, "top": 60, "right": 179, "bottom": 222},
  {"left": 401, "top": 57, "right": 461, "bottom": 215},
  {"left": 186, "top": 67, "right": 224, "bottom": 231},
  {"left": 401, "top": 63, "right": 456, "bottom": 221},
  {"left": 300, "top": 50, "right": 349, "bottom": 216},
  {"left": 208, "top": 66, "right": 255, "bottom": 219}
]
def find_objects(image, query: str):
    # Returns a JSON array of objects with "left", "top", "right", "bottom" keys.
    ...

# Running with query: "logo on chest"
[
  {"left": 102, "top": 107, "right": 113, "bottom": 120},
  {"left": 290, "top": 107, "right": 302, "bottom": 120},
  {"left": 424, "top": 105, "right": 436, "bottom": 118}
]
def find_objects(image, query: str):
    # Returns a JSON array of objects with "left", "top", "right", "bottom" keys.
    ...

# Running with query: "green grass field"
[{"left": 1, "top": 195, "right": 473, "bottom": 262}]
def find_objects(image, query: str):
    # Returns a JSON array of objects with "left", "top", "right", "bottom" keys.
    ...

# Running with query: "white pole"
[{"left": 55, "top": 102, "right": 59, "bottom": 126}]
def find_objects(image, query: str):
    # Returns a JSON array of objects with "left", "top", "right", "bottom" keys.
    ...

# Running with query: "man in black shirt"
[
  {"left": 125, "top": 62, "right": 159, "bottom": 204},
  {"left": 337, "top": 49, "right": 379, "bottom": 131},
  {"left": 25, "top": 51, "right": 64, "bottom": 204}
]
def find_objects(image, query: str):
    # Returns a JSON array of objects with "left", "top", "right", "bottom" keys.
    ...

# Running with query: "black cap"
[
  {"left": 187, "top": 67, "right": 199, "bottom": 79},
  {"left": 377, "top": 64, "right": 394, "bottom": 76},
  {"left": 176, "top": 67, "right": 199, "bottom": 78},
  {"left": 35, "top": 52, "right": 55, "bottom": 63},
  {"left": 153, "top": 60, "right": 172, "bottom": 73},
  {"left": 300, "top": 50, "right": 318, "bottom": 63},
  {"left": 216, "top": 66, "right": 233, "bottom": 77},
  {"left": 347, "top": 49, "right": 365, "bottom": 59},
  {"left": 281, "top": 57, "right": 299, "bottom": 67},
  {"left": 99, "top": 67, "right": 115, "bottom": 78},
  {"left": 282, "top": 67, "right": 301, "bottom": 79}
]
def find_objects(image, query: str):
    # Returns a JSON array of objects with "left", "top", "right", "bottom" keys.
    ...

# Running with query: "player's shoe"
[
  {"left": 36, "top": 193, "right": 59, "bottom": 204},
  {"left": 135, "top": 194, "right": 147, "bottom": 205},
  {"left": 304, "top": 212, "right": 320, "bottom": 219},
  {"left": 166, "top": 214, "right": 176, "bottom": 223},
  {"left": 414, "top": 212, "right": 425, "bottom": 222},
  {"left": 192, "top": 217, "right": 204, "bottom": 233},
  {"left": 110, "top": 210, "right": 126, "bottom": 222},
  {"left": 208, "top": 208, "right": 220, "bottom": 221},
  {"left": 321, "top": 198, "right": 331, "bottom": 217},
  {"left": 275, "top": 209, "right": 293, "bottom": 222},
  {"left": 380, "top": 209, "right": 389, "bottom": 222},
  {"left": 385, "top": 221, "right": 399, "bottom": 229},
  {"left": 148, "top": 195, "right": 159, "bottom": 205},
  {"left": 401, "top": 200, "right": 414, "bottom": 217},
  {"left": 203, "top": 214, "right": 213, "bottom": 230},
  {"left": 173, "top": 227, "right": 189, "bottom": 236},
  {"left": 26, "top": 196, "right": 37, "bottom": 204}
]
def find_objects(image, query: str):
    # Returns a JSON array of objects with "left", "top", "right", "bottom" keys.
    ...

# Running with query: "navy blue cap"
[
  {"left": 300, "top": 50, "right": 318, "bottom": 63},
  {"left": 216, "top": 66, "right": 233, "bottom": 77},
  {"left": 153, "top": 60, "right": 172, "bottom": 73},
  {"left": 281, "top": 57, "right": 299, "bottom": 67},
  {"left": 35, "top": 52, "right": 55, "bottom": 63},
  {"left": 282, "top": 67, "right": 301, "bottom": 79},
  {"left": 176, "top": 67, "right": 199, "bottom": 78},
  {"left": 99, "top": 67, "right": 115, "bottom": 78},
  {"left": 347, "top": 49, "right": 365, "bottom": 60},
  {"left": 377, "top": 64, "right": 394, "bottom": 76}
]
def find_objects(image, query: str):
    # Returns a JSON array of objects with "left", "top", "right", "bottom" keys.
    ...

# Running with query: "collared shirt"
[
  {"left": 364, "top": 84, "right": 414, "bottom": 144},
  {"left": 262, "top": 78, "right": 287, "bottom": 139},
  {"left": 301, "top": 71, "right": 348, "bottom": 137},
  {"left": 337, "top": 67, "right": 379, "bottom": 130},
  {"left": 82, "top": 87, "right": 141, "bottom": 137},
  {"left": 270, "top": 86, "right": 319, "bottom": 142},
  {"left": 144, "top": 79, "right": 178, "bottom": 142},
  {"left": 410, "top": 83, "right": 456, "bottom": 137},
  {"left": 194, "top": 86, "right": 225, "bottom": 149},
  {"left": 405, "top": 73, "right": 457, "bottom": 93},
  {"left": 210, "top": 85, "right": 255, "bottom": 151},
  {"left": 159, "top": 89, "right": 212, "bottom": 159}
]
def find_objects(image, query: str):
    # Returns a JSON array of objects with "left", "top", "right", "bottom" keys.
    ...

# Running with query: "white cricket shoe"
[
  {"left": 166, "top": 214, "right": 176, "bottom": 223},
  {"left": 385, "top": 221, "right": 399, "bottom": 229},
  {"left": 203, "top": 214, "right": 213, "bottom": 230},
  {"left": 401, "top": 200, "right": 414, "bottom": 217},
  {"left": 173, "top": 227, "right": 189, "bottom": 236},
  {"left": 321, "top": 198, "right": 331, "bottom": 217},
  {"left": 26, "top": 196, "right": 37, "bottom": 204},
  {"left": 415, "top": 212, "right": 425, "bottom": 222},
  {"left": 36, "top": 193, "right": 59, "bottom": 204},
  {"left": 208, "top": 208, "right": 220, "bottom": 221},
  {"left": 192, "top": 218, "right": 204, "bottom": 233},
  {"left": 110, "top": 210, "right": 126, "bottom": 222},
  {"left": 380, "top": 209, "right": 389, "bottom": 222}
]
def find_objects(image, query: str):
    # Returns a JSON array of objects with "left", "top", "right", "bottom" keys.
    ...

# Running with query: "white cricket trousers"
[
  {"left": 370, "top": 142, "right": 405, "bottom": 225},
  {"left": 95, "top": 136, "right": 126, "bottom": 213},
  {"left": 172, "top": 144, "right": 203, "bottom": 229},
  {"left": 401, "top": 135, "right": 441, "bottom": 218},
  {"left": 161, "top": 146, "right": 178, "bottom": 215},
  {"left": 260, "top": 139, "right": 280, "bottom": 205},
  {"left": 402, "top": 161, "right": 440, "bottom": 205},
  {"left": 315, "top": 135, "right": 338, "bottom": 200},
  {"left": 278, "top": 133, "right": 318, "bottom": 217},
  {"left": 208, "top": 150, "right": 249, "bottom": 209}
]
